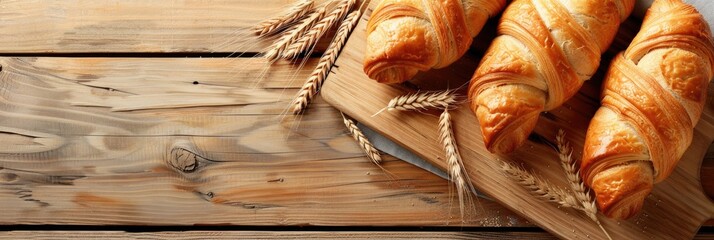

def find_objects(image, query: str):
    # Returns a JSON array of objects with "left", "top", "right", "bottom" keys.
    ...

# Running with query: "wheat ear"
[
  {"left": 438, "top": 109, "right": 471, "bottom": 219},
  {"left": 501, "top": 161, "right": 583, "bottom": 210},
  {"left": 341, "top": 113, "right": 382, "bottom": 165},
  {"left": 264, "top": 7, "right": 327, "bottom": 60},
  {"left": 391, "top": 91, "right": 457, "bottom": 111},
  {"left": 292, "top": 10, "right": 360, "bottom": 114},
  {"left": 556, "top": 130, "right": 612, "bottom": 240},
  {"left": 283, "top": 0, "right": 355, "bottom": 59},
  {"left": 253, "top": 0, "right": 315, "bottom": 36},
  {"left": 372, "top": 90, "right": 458, "bottom": 117}
]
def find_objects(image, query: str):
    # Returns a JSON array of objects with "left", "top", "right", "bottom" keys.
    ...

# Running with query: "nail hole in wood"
[{"left": 193, "top": 81, "right": 199, "bottom": 85}]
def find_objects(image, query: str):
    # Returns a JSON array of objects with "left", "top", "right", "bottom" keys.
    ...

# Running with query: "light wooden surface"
[
  {"left": 0, "top": 57, "right": 528, "bottom": 226},
  {"left": 321, "top": 1, "right": 714, "bottom": 239},
  {"left": 0, "top": 231, "right": 560, "bottom": 240},
  {"left": 0, "top": 0, "right": 336, "bottom": 54},
  {"left": 0, "top": 0, "right": 711, "bottom": 239}
]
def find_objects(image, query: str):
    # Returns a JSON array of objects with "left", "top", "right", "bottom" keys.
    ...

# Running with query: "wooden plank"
[
  {"left": 0, "top": 57, "right": 530, "bottom": 226},
  {"left": 321, "top": 1, "right": 714, "bottom": 239},
  {"left": 4, "top": 230, "right": 714, "bottom": 239},
  {"left": 703, "top": 142, "right": 714, "bottom": 227},
  {"left": 0, "top": 231, "right": 558, "bottom": 239},
  {"left": 704, "top": 142, "right": 714, "bottom": 200},
  {"left": 0, "top": 0, "right": 337, "bottom": 53}
]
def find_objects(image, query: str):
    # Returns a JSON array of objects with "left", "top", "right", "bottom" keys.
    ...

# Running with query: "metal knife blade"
[{"left": 358, "top": 122, "right": 492, "bottom": 201}]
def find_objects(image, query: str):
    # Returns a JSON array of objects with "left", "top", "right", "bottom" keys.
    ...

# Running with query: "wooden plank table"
[{"left": 0, "top": 1, "right": 712, "bottom": 238}]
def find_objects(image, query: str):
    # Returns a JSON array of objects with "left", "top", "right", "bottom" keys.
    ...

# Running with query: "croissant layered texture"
[
  {"left": 581, "top": 0, "right": 714, "bottom": 219},
  {"left": 363, "top": 0, "right": 507, "bottom": 83},
  {"left": 468, "top": 0, "right": 635, "bottom": 154}
]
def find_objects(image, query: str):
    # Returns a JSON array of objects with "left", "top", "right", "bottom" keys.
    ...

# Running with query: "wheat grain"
[
  {"left": 341, "top": 113, "right": 382, "bottom": 165},
  {"left": 556, "top": 130, "right": 612, "bottom": 240},
  {"left": 371, "top": 90, "right": 458, "bottom": 117},
  {"left": 500, "top": 161, "right": 583, "bottom": 210},
  {"left": 283, "top": 0, "right": 356, "bottom": 59},
  {"left": 264, "top": 6, "right": 327, "bottom": 61},
  {"left": 253, "top": 0, "right": 315, "bottom": 37},
  {"left": 556, "top": 130, "right": 592, "bottom": 209},
  {"left": 438, "top": 109, "right": 471, "bottom": 219},
  {"left": 292, "top": 10, "right": 361, "bottom": 114},
  {"left": 389, "top": 91, "right": 457, "bottom": 111}
]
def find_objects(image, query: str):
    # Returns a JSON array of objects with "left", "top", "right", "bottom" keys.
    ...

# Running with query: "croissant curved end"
[
  {"left": 484, "top": 111, "right": 540, "bottom": 154},
  {"left": 363, "top": 16, "right": 437, "bottom": 83},
  {"left": 363, "top": 62, "right": 421, "bottom": 84},
  {"left": 472, "top": 86, "right": 545, "bottom": 154},
  {"left": 591, "top": 162, "right": 654, "bottom": 219}
]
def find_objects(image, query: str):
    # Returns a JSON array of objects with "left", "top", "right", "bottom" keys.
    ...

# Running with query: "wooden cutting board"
[{"left": 322, "top": 1, "right": 714, "bottom": 239}]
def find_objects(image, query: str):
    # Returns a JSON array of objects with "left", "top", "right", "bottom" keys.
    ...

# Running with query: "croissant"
[
  {"left": 581, "top": 0, "right": 714, "bottom": 219},
  {"left": 363, "top": 0, "right": 507, "bottom": 83},
  {"left": 468, "top": 0, "right": 635, "bottom": 154}
]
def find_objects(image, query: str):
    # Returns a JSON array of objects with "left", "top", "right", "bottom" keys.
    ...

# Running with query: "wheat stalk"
[
  {"left": 556, "top": 130, "right": 612, "bottom": 240},
  {"left": 438, "top": 108, "right": 472, "bottom": 219},
  {"left": 264, "top": 6, "right": 327, "bottom": 61},
  {"left": 292, "top": 10, "right": 360, "bottom": 114},
  {"left": 389, "top": 90, "right": 457, "bottom": 111},
  {"left": 283, "top": 0, "right": 356, "bottom": 59},
  {"left": 253, "top": 0, "right": 315, "bottom": 37},
  {"left": 372, "top": 90, "right": 458, "bottom": 117},
  {"left": 501, "top": 161, "right": 583, "bottom": 210},
  {"left": 341, "top": 113, "right": 382, "bottom": 165}
]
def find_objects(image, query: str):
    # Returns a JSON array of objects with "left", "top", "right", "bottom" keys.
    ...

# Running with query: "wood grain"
[
  {"left": 0, "top": 57, "right": 529, "bottom": 226},
  {"left": 0, "top": 231, "right": 558, "bottom": 239},
  {"left": 0, "top": 0, "right": 710, "bottom": 235},
  {"left": 4, "top": 230, "right": 714, "bottom": 239},
  {"left": 0, "top": 0, "right": 337, "bottom": 54},
  {"left": 321, "top": 1, "right": 714, "bottom": 239}
]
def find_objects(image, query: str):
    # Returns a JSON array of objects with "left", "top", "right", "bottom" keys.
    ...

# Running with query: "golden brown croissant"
[
  {"left": 468, "top": 0, "right": 635, "bottom": 154},
  {"left": 363, "top": 0, "right": 507, "bottom": 83},
  {"left": 581, "top": 0, "right": 714, "bottom": 219}
]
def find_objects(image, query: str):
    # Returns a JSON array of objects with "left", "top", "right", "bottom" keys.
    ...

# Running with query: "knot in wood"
[
  {"left": 0, "top": 172, "right": 19, "bottom": 183},
  {"left": 167, "top": 141, "right": 205, "bottom": 173}
]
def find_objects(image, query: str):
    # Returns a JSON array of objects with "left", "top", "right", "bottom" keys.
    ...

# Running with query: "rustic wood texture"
[
  {"left": 0, "top": 0, "right": 711, "bottom": 238},
  {"left": 4, "top": 230, "right": 714, "bottom": 239},
  {"left": 321, "top": 1, "right": 714, "bottom": 239},
  {"left": 0, "top": 0, "right": 339, "bottom": 54},
  {"left": 0, "top": 231, "right": 559, "bottom": 240},
  {"left": 0, "top": 57, "right": 531, "bottom": 226}
]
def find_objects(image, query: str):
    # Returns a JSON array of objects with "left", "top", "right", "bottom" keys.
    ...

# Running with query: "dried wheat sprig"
[
  {"left": 292, "top": 10, "right": 360, "bottom": 114},
  {"left": 438, "top": 109, "right": 470, "bottom": 219},
  {"left": 283, "top": 0, "right": 356, "bottom": 59},
  {"left": 253, "top": 0, "right": 315, "bottom": 36},
  {"left": 264, "top": 6, "right": 327, "bottom": 61},
  {"left": 372, "top": 90, "right": 458, "bottom": 117},
  {"left": 501, "top": 161, "right": 583, "bottom": 210},
  {"left": 556, "top": 130, "right": 612, "bottom": 240},
  {"left": 341, "top": 113, "right": 382, "bottom": 165},
  {"left": 389, "top": 90, "right": 457, "bottom": 111}
]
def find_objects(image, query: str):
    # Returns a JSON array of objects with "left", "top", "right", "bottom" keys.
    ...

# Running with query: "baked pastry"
[
  {"left": 468, "top": 0, "right": 635, "bottom": 154},
  {"left": 581, "top": 0, "right": 714, "bottom": 219},
  {"left": 363, "top": 0, "right": 507, "bottom": 83}
]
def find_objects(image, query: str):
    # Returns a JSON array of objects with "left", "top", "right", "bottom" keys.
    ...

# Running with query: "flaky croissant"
[
  {"left": 468, "top": 0, "right": 635, "bottom": 154},
  {"left": 581, "top": 0, "right": 714, "bottom": 219},
  {"left": 363, "top": 0, "right": 507, "bottom": 83}
]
